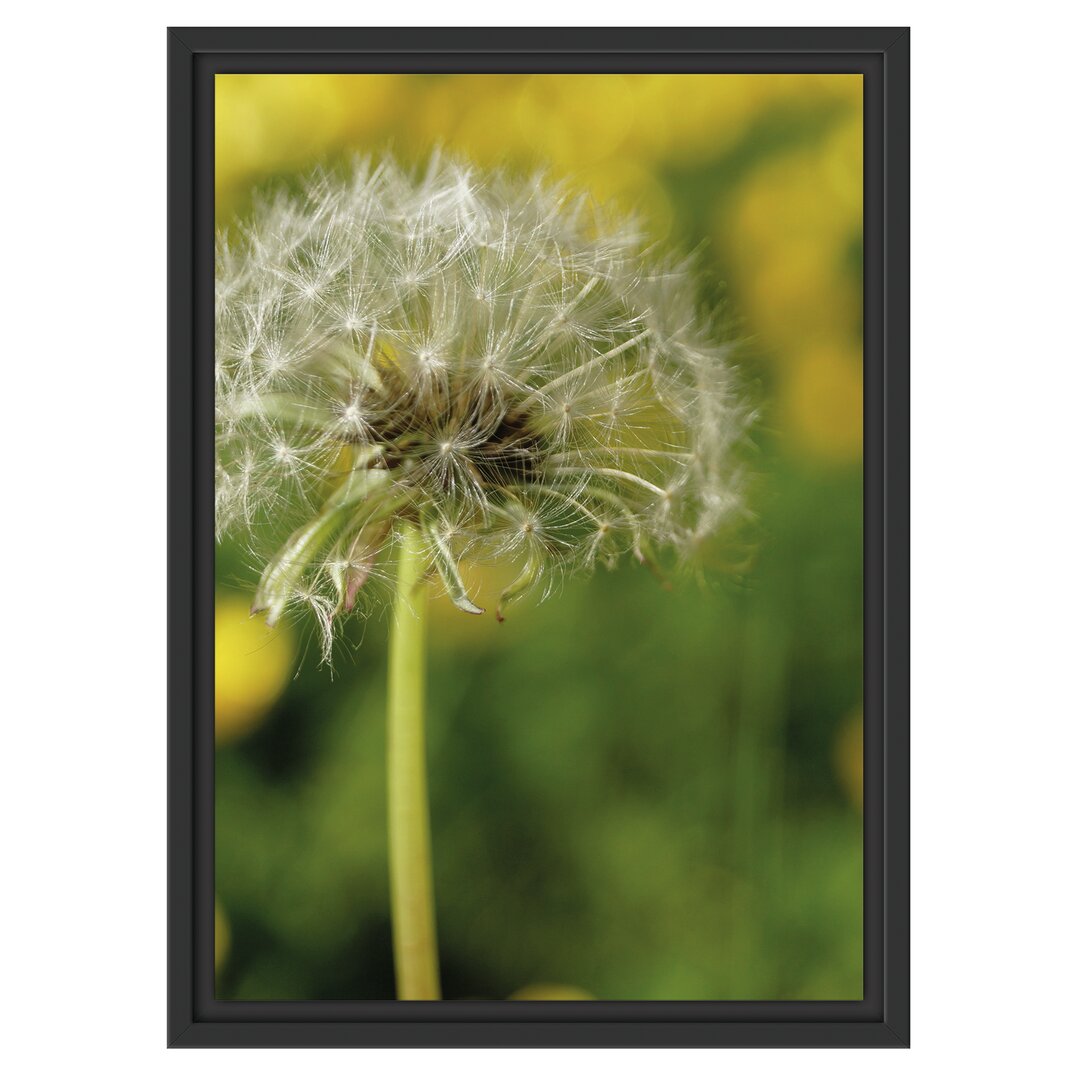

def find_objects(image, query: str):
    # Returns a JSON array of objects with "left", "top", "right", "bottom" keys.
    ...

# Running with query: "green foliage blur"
[{"left": 214, "top": 74, "right": 864, "bottom": 1001}]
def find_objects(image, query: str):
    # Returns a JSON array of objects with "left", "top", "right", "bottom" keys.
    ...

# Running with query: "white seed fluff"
[{"left": 216, "top": 156, "right": 747, "bottom": 659}]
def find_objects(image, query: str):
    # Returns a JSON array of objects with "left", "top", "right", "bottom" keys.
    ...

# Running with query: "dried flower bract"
[{"left": 216, "top": 156, "right": 747, "bottom": 659}]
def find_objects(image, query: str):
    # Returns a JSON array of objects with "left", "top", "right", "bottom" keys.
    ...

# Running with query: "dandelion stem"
[{"left": 386, "top": 521, "right": 441, "bottom": 1000}]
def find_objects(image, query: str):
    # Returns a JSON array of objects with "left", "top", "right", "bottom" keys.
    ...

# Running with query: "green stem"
[{"left": 386, "top": 521, "right": 441, "bottom": 1000}]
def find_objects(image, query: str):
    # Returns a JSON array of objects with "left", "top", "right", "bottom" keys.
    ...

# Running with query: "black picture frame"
[{"left": 168, "top": 26, "right": 910, "bottom": 1049}]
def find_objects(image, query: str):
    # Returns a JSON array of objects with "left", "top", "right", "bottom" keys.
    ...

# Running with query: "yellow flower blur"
[
  {"left": 215, "top": 897, "right": 231, "bottom": 973},
  {"left": 834, "top": 708, "right": 864, "bottom": 812},
  {"left": 214, "top": 593, "right": 294, "bottom": 742},
  {"left": 510, "top": 983, "right": 596, "bottom": 1000}
]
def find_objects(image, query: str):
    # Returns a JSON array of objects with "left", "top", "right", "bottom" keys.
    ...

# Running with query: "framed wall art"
[{"left": 168, "top": 25, "right": 910, "bottom": 1048}]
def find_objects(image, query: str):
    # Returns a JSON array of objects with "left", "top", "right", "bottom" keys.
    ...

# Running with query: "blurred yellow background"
[
  {"left": 214, "top": 74, "right": 864, "bottom": 1002},
  {"left": 216, "top": 74, "right": 862, "bottom": 464}
]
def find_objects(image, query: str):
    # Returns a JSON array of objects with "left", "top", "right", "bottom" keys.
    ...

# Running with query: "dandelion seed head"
[{"left": 216, "top": 155, "right": 749, "bottom": 658}]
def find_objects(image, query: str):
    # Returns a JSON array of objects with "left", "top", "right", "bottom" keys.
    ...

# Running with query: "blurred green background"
[{"left": 214, "top": 74, "right": 864, "bottom": 1001}]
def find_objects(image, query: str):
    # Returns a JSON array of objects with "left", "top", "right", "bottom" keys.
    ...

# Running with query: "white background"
[{"left": 2, "top": 3, "right": 1077, "bottom": 1075}]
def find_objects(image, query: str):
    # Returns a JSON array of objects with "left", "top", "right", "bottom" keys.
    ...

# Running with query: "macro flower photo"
[{"left": 213, "top": 73, "right": 864, "bottom": 1003}]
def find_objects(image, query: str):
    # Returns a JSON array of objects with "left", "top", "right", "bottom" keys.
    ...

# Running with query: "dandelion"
[{"left": 215, "top": 155, "right": 748, "bottom": 999}]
